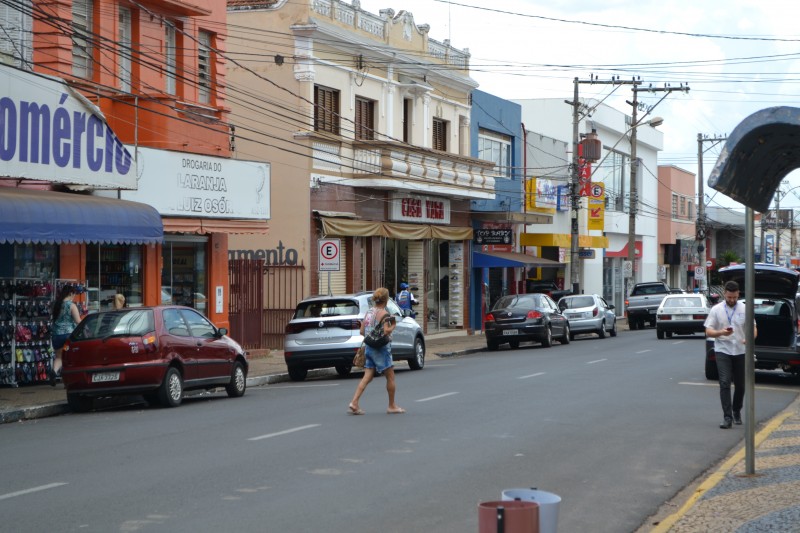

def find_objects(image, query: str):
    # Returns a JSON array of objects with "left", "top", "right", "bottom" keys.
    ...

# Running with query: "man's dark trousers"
[{"left": 716, "top": 352, "right": 745, "bottom": 420}]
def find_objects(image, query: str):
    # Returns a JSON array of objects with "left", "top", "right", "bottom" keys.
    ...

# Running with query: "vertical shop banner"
[
  {"left": 765, "top": 233, "right": 775, "bottom": 263},
  {"left": 588, "top": 182, "right": 605, "bottom": 231}
]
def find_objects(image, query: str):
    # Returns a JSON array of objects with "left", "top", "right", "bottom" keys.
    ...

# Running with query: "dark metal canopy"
[{"left": 708, "top": 106, "right": 800, "bottom": 213}]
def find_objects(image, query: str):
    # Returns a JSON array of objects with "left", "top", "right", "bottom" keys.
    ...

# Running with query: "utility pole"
[
  {"left": 627, "top": 83, "right": 690, "bottom": 286},
  {"left": 566, "top": 76, "right": 638, "bottom": 295},
  {"left": 697, "top": 134, "right": 727, "bottom": 293}
]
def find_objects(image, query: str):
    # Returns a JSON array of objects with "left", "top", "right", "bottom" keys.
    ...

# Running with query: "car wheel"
[
  {"left": 649, "top": 320, "right": 656, "bottom": 328},
  {"left": 561, "top": 324, "right": 570, "bottom": 344},
  {"left": 225, "top": 361, "right": 247, "bottom": 398},
  {"left": 610, "top": 320, "right": 617, "bottom": 337},
  {"left": 656, "top": 328, "right": 664, "bottom": 339},
  {"left": 509, "top": 340, "right": 521, "bottom": 349},
  {"left": 487, "top": 338, "right": 499, "bottom": 351},
  {"left": 541, "top": 326, "right": 552, "bottom": 347},
  {"left": 705, "top": 358, "right": 719, "bottom": 380},
  {"left": 335, "top": 364, "right": 352, "bottom": 377},
  {"left": 408, "top": 337, "right": 425, "bottom": 370},
  {"left": 288, "top": 366, "right": 308, "bottom": 382},
  {"left": 628, "top": 320, "right": 637, "bottom": 331},
  {"left": 67, "top": 393, "right": 93, "bottom": 413},
  {"left": 158, "top": 367, "right": 183, "bottom": 408},
  {"left": 569, "top": 331, "right": 576, "bottom": 341},
  {"left": 598, "top": 321, "right": 606, "bottom": 339},
  {"left": 666, "top": 331, "right": 673, "bottom": 338}
]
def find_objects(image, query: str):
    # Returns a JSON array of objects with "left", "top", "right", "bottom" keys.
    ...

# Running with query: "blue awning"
[
  {"left": 0, "top": 187, "right": 163, "bottom": 245},
  {"left": 473, "top": 251, "right": 565, "bottom": 269}
]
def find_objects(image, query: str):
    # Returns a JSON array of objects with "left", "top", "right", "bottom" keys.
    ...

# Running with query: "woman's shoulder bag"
[{"left": 364, "top": 309, "right": 390, "bottom": 348}]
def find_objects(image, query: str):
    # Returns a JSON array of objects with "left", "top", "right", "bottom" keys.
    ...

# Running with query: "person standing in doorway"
[
  {"left": 50, "top": 284, "right": 82, "bottom": 385},
  {"left": 396, "top": 282, "right": 417, "bottom": 316},
  {"left": 704, "top": 280, "right": 757, "bottom": 428},
  {"left": 113, "top": 293, "right": 126, "bottom": 310},
  {"left": 348, "top": 287, "right": 405, "bottom": 415}
]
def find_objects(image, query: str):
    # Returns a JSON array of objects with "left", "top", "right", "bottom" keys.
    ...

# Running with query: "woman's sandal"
[
  {"left": 348, "top": 404, "right": 365, "bottom": 415},
  {"left": 387, "top": 407, "right": 406, "bottom": 414}
]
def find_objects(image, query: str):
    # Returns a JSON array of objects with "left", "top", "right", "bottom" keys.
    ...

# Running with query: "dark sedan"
[
  {"left": 61, "top": 306, "right": 248, "bottom": 412},
  {"left": 484, "top": 293, "right": 570, "bottom": 350}
]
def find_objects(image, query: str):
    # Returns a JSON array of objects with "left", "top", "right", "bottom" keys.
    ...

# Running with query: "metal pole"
[
  {"left": 627, "top": 94, "right": 639, "bottom": 282},
  {"left": 745, "top": 207, "right": 755, "bottom": 474},
  {"left": 697, "top": 134, "right": 706, "bottom": 292},
  {"left": 570, "top": 77, "right": 581, "bottom": 295}
]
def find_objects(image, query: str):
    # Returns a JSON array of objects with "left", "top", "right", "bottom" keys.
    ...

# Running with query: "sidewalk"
[{"left": 3, "top": 327, "right": 800, "bottom": 532}]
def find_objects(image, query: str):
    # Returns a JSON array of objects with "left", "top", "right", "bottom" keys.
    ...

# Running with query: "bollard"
[
  {"left": 478, "top": 500, "right": 538, "bottom": 533},
  {"left": 501, "top": 488, "right": 561, "bottom": 533}
]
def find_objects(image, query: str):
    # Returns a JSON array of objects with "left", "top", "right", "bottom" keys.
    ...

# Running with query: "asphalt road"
[{"left": 1, "top": 329, "right": 798, "bottom": 532}]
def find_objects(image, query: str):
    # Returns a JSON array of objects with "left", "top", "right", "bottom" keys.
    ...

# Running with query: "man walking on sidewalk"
[{"left": 704, "top": 280, "right": 757, "bottom": 429}]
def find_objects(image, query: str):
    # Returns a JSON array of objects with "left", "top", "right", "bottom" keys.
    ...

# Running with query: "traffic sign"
[
  {"left": 590, "top": 183, "right": 605, "bottom": 199},
  {"left": 694, "top": 266, "right": 705, "bottom": 280},
  {"left": 706, "top": 260, "right": 713, "bottom": 268},
  {"left": 319, "top": 238, "right": 341, "bottom": 272}
]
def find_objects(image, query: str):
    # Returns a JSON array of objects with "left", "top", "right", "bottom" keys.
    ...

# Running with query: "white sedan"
[{"left": 655, "top": 294, "right": 710, "bottom": 339}]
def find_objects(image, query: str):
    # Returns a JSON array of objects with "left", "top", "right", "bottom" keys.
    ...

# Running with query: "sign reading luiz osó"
[
  {"left": 0, "top": 65, "right": 134, "bottom": 188},
  {"left": 121, "top": 146, "right": 271, "bottom": 220}
]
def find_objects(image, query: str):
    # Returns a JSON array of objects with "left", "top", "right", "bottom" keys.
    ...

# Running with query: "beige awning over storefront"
[{"left": 318, "top": 215, "right": 472, "bottom": 241}]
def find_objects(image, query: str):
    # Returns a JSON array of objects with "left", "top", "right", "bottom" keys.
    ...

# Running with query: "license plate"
[
  {"left": 649, "top": 309, "right": 656, "bottom": 314},
  {"left": 503, "top": 329, "right": 519, "bottom": 336},
  {"left": 567, "top": 314, "right": 580, "bottom": 319},
  {"left": 92, "top": 372, "right": 120, "bottom": 383},
  {"left": 674, "top": 315, "right": 691, "bottom": 320}
]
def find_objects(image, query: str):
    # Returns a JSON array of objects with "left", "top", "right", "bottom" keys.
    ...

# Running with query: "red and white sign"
[
  {"left": 390, "top": 193, "right": 451, "bottom": 224},
  {"left": 319, "top": 238, "right": 341, "bottom": 272}
]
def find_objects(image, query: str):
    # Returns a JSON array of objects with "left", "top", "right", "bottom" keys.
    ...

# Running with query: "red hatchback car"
[{"left": 61, "top": 306, "right": 248, "bottom": 412}]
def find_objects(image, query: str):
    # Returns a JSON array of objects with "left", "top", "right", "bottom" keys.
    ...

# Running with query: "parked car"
[
  {"left": 61, "top": 306, "right": 248, "bottom": 412},
  {"left": 625, "top": 281, "right": 672, "bottom": 329},
  {"left": 705, "top": 263, "right": 800, "bottom": 379},
  {"left": 656, "top": 293, "right": 710, "bottom": 339},
  {"left": 557, "top": 294, "right": 617, "bottom": 339},
  {"left": 484, "top": 293, "right": 570, "bottom": 350},
  {"left": 526, "top": 280, "right": 571, "bottom": 301},
  {"left": 283, "top": 292, "right": 425, "bottom": 382}
]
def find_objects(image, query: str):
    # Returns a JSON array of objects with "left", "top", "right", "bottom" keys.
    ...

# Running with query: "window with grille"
[
  {"left": 671, "top": 194, "right": 678, "bottom": 218},
  {"left": 118, "top": 8, "right": 131, "bottom": 92},
  {"left": 355, "top": 97, "right": 374, "bottom": 140},
  {"left": 680, "top": 196, "right": 686, "bottom": 216},
  {"left": 165, "top": 24, "right": 176, "bottom": 95},
  {"left": 314, "top": 85, "right": 340, "bottom": 135},
  {"left": 198, "top": 31, "right": 212, "bottom": 104},
  {"left": 478, "top": 130, "right": 512, "bottom": 178},
  {"left": 0, "top": 0, "right": 32, "bottom": 69},
  {"left": 72, "top": 0, "right": 94, "bottom": 78},
  {"left": 432, "top": 118, "right": 447, "bottom": 151}
]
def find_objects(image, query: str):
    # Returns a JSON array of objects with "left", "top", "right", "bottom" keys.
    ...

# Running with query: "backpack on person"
[{"left": 364, "top": 310, "right": 390, "bottom": 348}]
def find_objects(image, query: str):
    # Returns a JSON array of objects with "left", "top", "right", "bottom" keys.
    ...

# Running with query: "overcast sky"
[{"left": 359, "top": 0, "right": 800, "bottom": 212}]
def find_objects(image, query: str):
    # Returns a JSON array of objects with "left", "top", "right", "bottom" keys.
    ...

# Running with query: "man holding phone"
[{"left": 705, "top": 280, "right": 757, "bottom": 429}]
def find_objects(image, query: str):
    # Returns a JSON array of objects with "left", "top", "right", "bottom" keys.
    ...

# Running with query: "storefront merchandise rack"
[{"left": 0, "top": 278, "right": 87, "bottom": 387}]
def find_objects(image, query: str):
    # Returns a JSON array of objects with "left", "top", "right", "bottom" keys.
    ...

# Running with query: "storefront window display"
[
  {"left": 12, "top": 244, "right": 58, "bottom": 279},
  {"left": 86, "top": 244, "right": 144, "bottom": 310},
  {"left": 162, "top": 238, "right": 207, "bottom": 311}
]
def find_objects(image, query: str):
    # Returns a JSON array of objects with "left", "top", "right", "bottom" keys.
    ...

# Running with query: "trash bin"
[
  {"left": 478, "top": 500, "right": 539, "bottom": 533},
  {"left": 501, "top": 488, "right": 561, "bottom": 533}
]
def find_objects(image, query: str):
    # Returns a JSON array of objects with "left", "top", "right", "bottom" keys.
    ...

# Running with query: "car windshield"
[
  {"left": 559, "top": 296, "right": 594, "bottom": 310},
  {"left": 494, "top": 294, "right": 543, "bottom": 309},
  {"left": 296, "top": 299, "right": 360, "bottom": 318},
  {"left": 663, "top": 297, "right": 703, "bottom": 309},
  {"left": 71, "top": 309, "right": 155, "bottom": 340}
]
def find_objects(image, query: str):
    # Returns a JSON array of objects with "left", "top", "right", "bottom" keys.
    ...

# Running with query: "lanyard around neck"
[{"left": 725, "top": 302, "right": 737, "bottom": 325}]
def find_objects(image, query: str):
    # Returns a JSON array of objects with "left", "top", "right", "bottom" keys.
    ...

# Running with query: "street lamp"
[{"left": 626, "top": 113, "right": 665, "bottom": 283}]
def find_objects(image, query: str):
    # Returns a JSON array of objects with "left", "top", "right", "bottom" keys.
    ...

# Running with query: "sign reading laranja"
[
  {"left": 121, "top": 146, "right": 271, "bottom": 220},
  {"left": 0, "top": 65, "right": 134, "bottom": 188}
]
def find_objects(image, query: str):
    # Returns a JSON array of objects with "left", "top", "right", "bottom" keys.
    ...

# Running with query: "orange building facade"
[{"left": 0, "top": 0, "right": 269, "bottom": 347}]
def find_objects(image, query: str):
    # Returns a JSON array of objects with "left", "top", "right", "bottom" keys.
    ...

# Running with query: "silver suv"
[{"left": 283, "top": 292, "right": 425, "bottom": 381}]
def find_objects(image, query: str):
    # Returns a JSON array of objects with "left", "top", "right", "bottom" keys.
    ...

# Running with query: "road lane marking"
[
  {"left": 416, "top": 392, "right": 459, "bottom": 402},
  {"left": 672, "top": 341, "right": 685, "bottom": 344},
  {"left": 636, "top": 350, "right": 652, "bottom": 354},
  {"left": 518, "top": 372, "right": 545, "bottom": 379},
  {"left": 587, "top": 359, "right": 607, "bottom": 365},
  {"left": 0, "top": 483, "right": 68, "bottom": 501},
  {"left": 680, "top": 382, "right": 796, "bottom": 392},
  {"left": 248, "top": 424, "right": 320, "bottom": 441},
  {"left": 273, "top": 384, "right": 340, "bottom": 388}
]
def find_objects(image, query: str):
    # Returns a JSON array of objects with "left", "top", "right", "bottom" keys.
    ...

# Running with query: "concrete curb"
[
  {"left": 434, "top": 348, "right": 484, "bottom": 358},
  {"left": 0, "top": 403, "right": 72, "bottom": 424}
]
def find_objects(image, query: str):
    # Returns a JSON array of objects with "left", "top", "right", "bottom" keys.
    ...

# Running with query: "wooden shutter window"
[
  {"left": 355, "top": 97, "right": 374, "bottom": 140},
  {"left": 314, "top": 85, "right": 340, "bottom": 135},
  {"left": 432, "top": 118, "right": 447, "bottom": 151}
]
